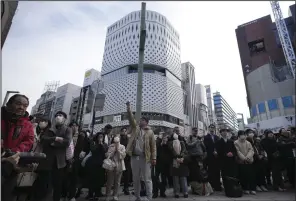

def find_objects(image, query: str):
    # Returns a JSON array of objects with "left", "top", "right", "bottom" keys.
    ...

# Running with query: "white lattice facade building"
[{"left": 93, "top": 10, "right": 184, "bottom": 133}]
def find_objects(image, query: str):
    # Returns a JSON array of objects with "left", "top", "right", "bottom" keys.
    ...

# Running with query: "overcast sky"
[{"left": 2, "top": 1, "right": 294, "bottom": 122}]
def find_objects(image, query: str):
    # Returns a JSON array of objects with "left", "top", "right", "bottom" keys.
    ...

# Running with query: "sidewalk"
[{"left": 77, "top": 188, "right": 295, "bottom": 201}]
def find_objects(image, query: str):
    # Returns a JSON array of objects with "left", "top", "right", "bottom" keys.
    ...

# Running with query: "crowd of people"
[{"left": 1, "top": 94, "right": 296, "bottom": 201}]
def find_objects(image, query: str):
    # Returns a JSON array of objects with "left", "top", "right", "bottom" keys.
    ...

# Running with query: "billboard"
[{"left": 83, "top": 69, "right": 100, "bottom": 87}]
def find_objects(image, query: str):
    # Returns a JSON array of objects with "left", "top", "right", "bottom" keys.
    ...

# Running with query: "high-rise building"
[
  {"left": 213, "top": 92, "right": 238, "bottom": 131},
  {"left": 235, "top": 4, "right": 295, "bottom": 132},
  {"left": 95, "top": 10, "right": 184, "bottom": 132},
  {"left": 195, "top": 84, "right": 209, "bottom": 131},
  {"left": 205, "top": 85, "right": 217, "bottom": 125}
]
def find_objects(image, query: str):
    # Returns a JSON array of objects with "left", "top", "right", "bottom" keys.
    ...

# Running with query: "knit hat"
[{"left": 55, "top": 111, "right": 67, "bottom": 119}]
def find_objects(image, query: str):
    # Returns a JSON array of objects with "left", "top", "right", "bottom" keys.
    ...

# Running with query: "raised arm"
[{"left": 126, "top": 101, "right": 137, "bottom": 130}]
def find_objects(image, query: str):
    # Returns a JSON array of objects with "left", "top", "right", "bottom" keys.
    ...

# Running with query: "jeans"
[
  {"left": 173, "top": 176, "right": 188, "bottom": 195},
  {"left": 131, "top": 156, "right": 152, "bottom": 201}
]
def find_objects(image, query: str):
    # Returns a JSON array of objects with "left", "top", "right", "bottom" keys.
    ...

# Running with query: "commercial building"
[
  {"left": 235, "top": 4, "right": 295, "bottom": 132},
  {"left": 94, "top": 10, "right": 184, "bottom": 133},
  {"left": 195, "top": 83, "right": 209, "bottom": 133},
  {"left": 213, "top": 92, "right": 238, "bottom": 131},
  {"left": 1, "top": 1, "right": 18, "bottom": 48},
  {"left": 205, "top": 85, "right": 217, "bottom": 125}
]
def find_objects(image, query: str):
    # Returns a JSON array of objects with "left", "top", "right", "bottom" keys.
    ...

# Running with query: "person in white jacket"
[
  {"left": 105, "top": 136, "right": 126, "bottom": 201},
  {"left": 234, "top": 130, "right": 256, "bottom": 195}
]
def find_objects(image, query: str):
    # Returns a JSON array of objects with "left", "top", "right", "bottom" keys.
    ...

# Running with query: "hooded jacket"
[{"left": 1, "top": 107, "right": 34, "bottom": 152}]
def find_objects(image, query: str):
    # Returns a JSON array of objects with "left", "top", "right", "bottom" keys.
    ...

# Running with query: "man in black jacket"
[
  {"left": 120, "top": 127, "right": 131, "bottom": 195},
  {"left": 204, "top": 124, "right": 222, "bottom": 191}
]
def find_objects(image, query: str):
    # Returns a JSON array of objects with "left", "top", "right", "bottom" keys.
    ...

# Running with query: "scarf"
[{"left": 173, "top": 139, "right": 181, "bottom": 155}]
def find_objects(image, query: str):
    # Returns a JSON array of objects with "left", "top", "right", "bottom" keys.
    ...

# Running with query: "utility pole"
[
  {"left": 2, "top": 90, "right": 20, "bottom": 106},
  {"left": 135, "top": 2, "right": 146, "bottom": 122}
]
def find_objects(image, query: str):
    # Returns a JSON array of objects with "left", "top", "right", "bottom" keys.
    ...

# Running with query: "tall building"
[
  {"left": 235, "top": 4, "right": 295, "bottom": 132},
  {"left": 205, "top": 85, "right": 217, "bottom": 125},
  {"left": 95, "top": 10, "right": 184, "bottom": 132},
  {"left": 1, "top": 1, "right": 18, "bottom": 48},
  {"left": 195, "top": 83, "right": 209, "bottom": 131},
  {"left": 213, "top": 92, "right": 238, "bottom": 131},
  {"left": 52, "top": 83, "right": 81, "bottom": 122}
]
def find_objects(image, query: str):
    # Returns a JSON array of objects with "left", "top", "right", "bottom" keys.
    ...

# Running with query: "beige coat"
[
  {"left": 125, "top": 109, "right": 157, "bottom": 162},
  {"left": 106, "top": 143, "right": 126, "bottom": 172},
  {"left": 234, "top": 139, "right": 254, "bottom": 164}
]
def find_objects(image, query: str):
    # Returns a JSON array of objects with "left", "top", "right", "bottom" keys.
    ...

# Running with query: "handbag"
[
  {"left": 17, "top": 165, "right": 38, "bottom": 187},
  {"left": 102, "top": 156, "right": 116, "bottom": 171},
  {"left": 66, "top": 140, "right": 74, "bottom": 161}
]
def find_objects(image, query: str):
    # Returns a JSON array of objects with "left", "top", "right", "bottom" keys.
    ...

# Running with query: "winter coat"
[
  {"left": 234, "top": 139, "right": 254, "bottom": 164},
  {"left": 106, "top": 143, "right": 126, "bottom": 172},
  {"left": 168, "top": 140, "right": 189, "bottom": 177},
  {"left": 1, "top": 107, "right": 34, "bottom": 152}
]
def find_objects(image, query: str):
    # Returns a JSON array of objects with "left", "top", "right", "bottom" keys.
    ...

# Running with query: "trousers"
[
  {"left": 131, "top": 156, "right": 152, "bottom": 201},
  {"left": 106, "top": 170, "right": 123, "bottom": 198},
  {"left": 173, "top": 176, "right": 188, "bottom": 195}
]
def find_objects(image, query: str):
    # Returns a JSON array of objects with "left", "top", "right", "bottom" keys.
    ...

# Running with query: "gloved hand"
[{"left": 79, "top": 151, "right": 86, "bottom": 159}]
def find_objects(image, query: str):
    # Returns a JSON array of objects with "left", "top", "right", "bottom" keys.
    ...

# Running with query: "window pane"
[
  {"left": 268, "top": 99, "right": 278, "bottom": 111},
  {"left": 258, "top": 102, "right": 266, "bottom": 114},
  {"left": 282, "top": 96, "right": 294, "bottom": 108}
]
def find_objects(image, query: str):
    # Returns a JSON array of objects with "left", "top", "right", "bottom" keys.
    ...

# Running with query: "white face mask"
[
  {"left": 158, "top": 134, "right": 163, "bottom": 139},
  {"left": 55, "top": 116, "right": 65, "bottom": 124},
  {"left": 114, "top": 137, "right": 120, "bottom": 143},
  {"left": 248, "top": 133, "right": 255, "bottom": 138},
  {"left": 39, "top": 122, "right": 48, "bottom": 129},
  {"left": 239, "top": 135, "right": 246, "bottom": 140},
  {"left": 173, "top": 133, "right": 178, "bottom": 140}
]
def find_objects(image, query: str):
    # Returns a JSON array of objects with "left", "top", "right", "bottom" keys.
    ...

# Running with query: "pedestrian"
[
  {"left": 31, "top": 117, "right": 55, "bottom": 201},
  {"left": 1, "top": 94, "right": 35, "bottom": 152},
  {"left": 152, "top": 132, "right": 172, "bottom": 198},
  {"left": 204, "top": 124, "right": 222, "bottom": 191},
  {"left": 245, "top": 129, "right": 268, "bottom": 192},
  {"left": 50, "top": 111, "right": 73, "bottom": 201},
  {"left": 103, "top": 124, "right": 113, "bottom": 145},
  {"left": 234, "top": 130, "right": 256, "bottom": 195},
  {"left": 216, "top": 127, "right": 238, "bottom": 183},
  {"left": 85, "top": 132, "right": 108, "bottom": 200},
  {"left": 169, "top": 133, "right": 189, "bottom": 198},
  {"left": 261, "top": 130, "right": 285, "bottom": 191},
  {"left": 105, "top": 135, "right": 126, "bottom": 201},
  {"left": 125, "top": 101, "right": 156, "bottom": 201},
  {"left": 119, "top": 127, "right": 132, "bottom": 195}
]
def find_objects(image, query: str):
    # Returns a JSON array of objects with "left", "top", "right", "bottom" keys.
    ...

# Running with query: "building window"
[
  {"left": 214, "top": 99, "right": 221, "bottom": 104},
  {"left": 258, "top": 102, "right": 266, "bottom": 114},
  {"left": 282, "top": 96, "right": 294, "bottom": 108},
  {"left": 268, "top": 99, "right": 278, "bottom": 111},
  {"left": 251, "top": 106, "right": 257, "bottom": 116},
  {"left": 248, "top": 39, "right": 266, "bottom": 56}
]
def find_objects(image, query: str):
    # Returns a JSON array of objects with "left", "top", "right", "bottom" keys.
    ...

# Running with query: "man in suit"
[{"left": 203, "top": 124, "right": 222, "bottom": 191}]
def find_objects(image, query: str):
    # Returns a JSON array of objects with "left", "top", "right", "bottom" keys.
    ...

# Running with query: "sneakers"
[
  {"left": 256, "top": 186, "right": 262, "bottom": 192},
  {"left": 250, "top": 191, "right": 256, "bottom": 195},
  {"left": 243, "top": 190, "right": 250, "bottom": 194},
  {"left": 260, "top": 186, "right": 268, "bottom": 192}
]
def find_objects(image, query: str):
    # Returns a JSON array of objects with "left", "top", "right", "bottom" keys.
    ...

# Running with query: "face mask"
[
  {"left": 173, "top": 133, "right": 178, "bottom": 140},
  {"left": 114, "top": 137, "right": 120, "bottom": 143},
  {"left": 55, "top": 116, "right": 65, "bottom": 124},
  {"left": 248, "top": 133, "right": 255, "bottom": 138},
  {"left": 39, "top": 122, "right": 48, "bottom": 129},
  {"left": 239, "top": 135, "right": 246, "bottom": 140},
  {"left": 158, "top": 134, "right": 163, "bottom": 139}
]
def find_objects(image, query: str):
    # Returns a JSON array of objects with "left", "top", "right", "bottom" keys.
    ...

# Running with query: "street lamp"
[
  {"left": 2, "top": 90, "right": 20, "bottom": 106},
  {"left": 237, "top": 113, "right": 245, "bottom": 129}
]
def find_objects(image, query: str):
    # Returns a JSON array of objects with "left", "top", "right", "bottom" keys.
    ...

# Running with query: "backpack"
[{"left": 223, "top": 176, "right": 243, "bottom": 198}]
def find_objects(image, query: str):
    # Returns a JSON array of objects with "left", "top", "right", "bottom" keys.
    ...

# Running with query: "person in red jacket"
[{"left": 1, "top": 94, "right": 34, "bottom": 152}]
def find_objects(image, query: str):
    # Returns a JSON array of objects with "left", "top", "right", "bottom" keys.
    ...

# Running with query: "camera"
[{"left": 2, "top": 149, "right": 47, "bottom": 165}]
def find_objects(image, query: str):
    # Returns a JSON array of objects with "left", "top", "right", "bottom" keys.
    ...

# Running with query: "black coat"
[
  {"left": 37, "top": 129, "right": 56, "bottom": 171},
  {"left": 216, "top": 138, "right": 238, "bottom": 177},
  {"left": 204, "top": 134, "right": 220, "bottom": 164},
  {"left": 156, "top": 138, "right": 172, "bottom": 171},
  {"left": 168, "top": 140, "right": 189, "bottom": 177}
]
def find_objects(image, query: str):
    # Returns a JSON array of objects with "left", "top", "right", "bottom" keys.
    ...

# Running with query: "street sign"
[{"left": 94, "top": 94, "right": 106, "bottom": 112}]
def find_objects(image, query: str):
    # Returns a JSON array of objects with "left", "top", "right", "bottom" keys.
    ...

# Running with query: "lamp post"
[
  {"left": 135, "top": 2, "right": 146, "bottom": 122},
  {"left": 2, "top": 90, "right": 20, "bottom": 106},
  {"left": 237, "top": 113, "right": 245, "bottom": 129}
]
